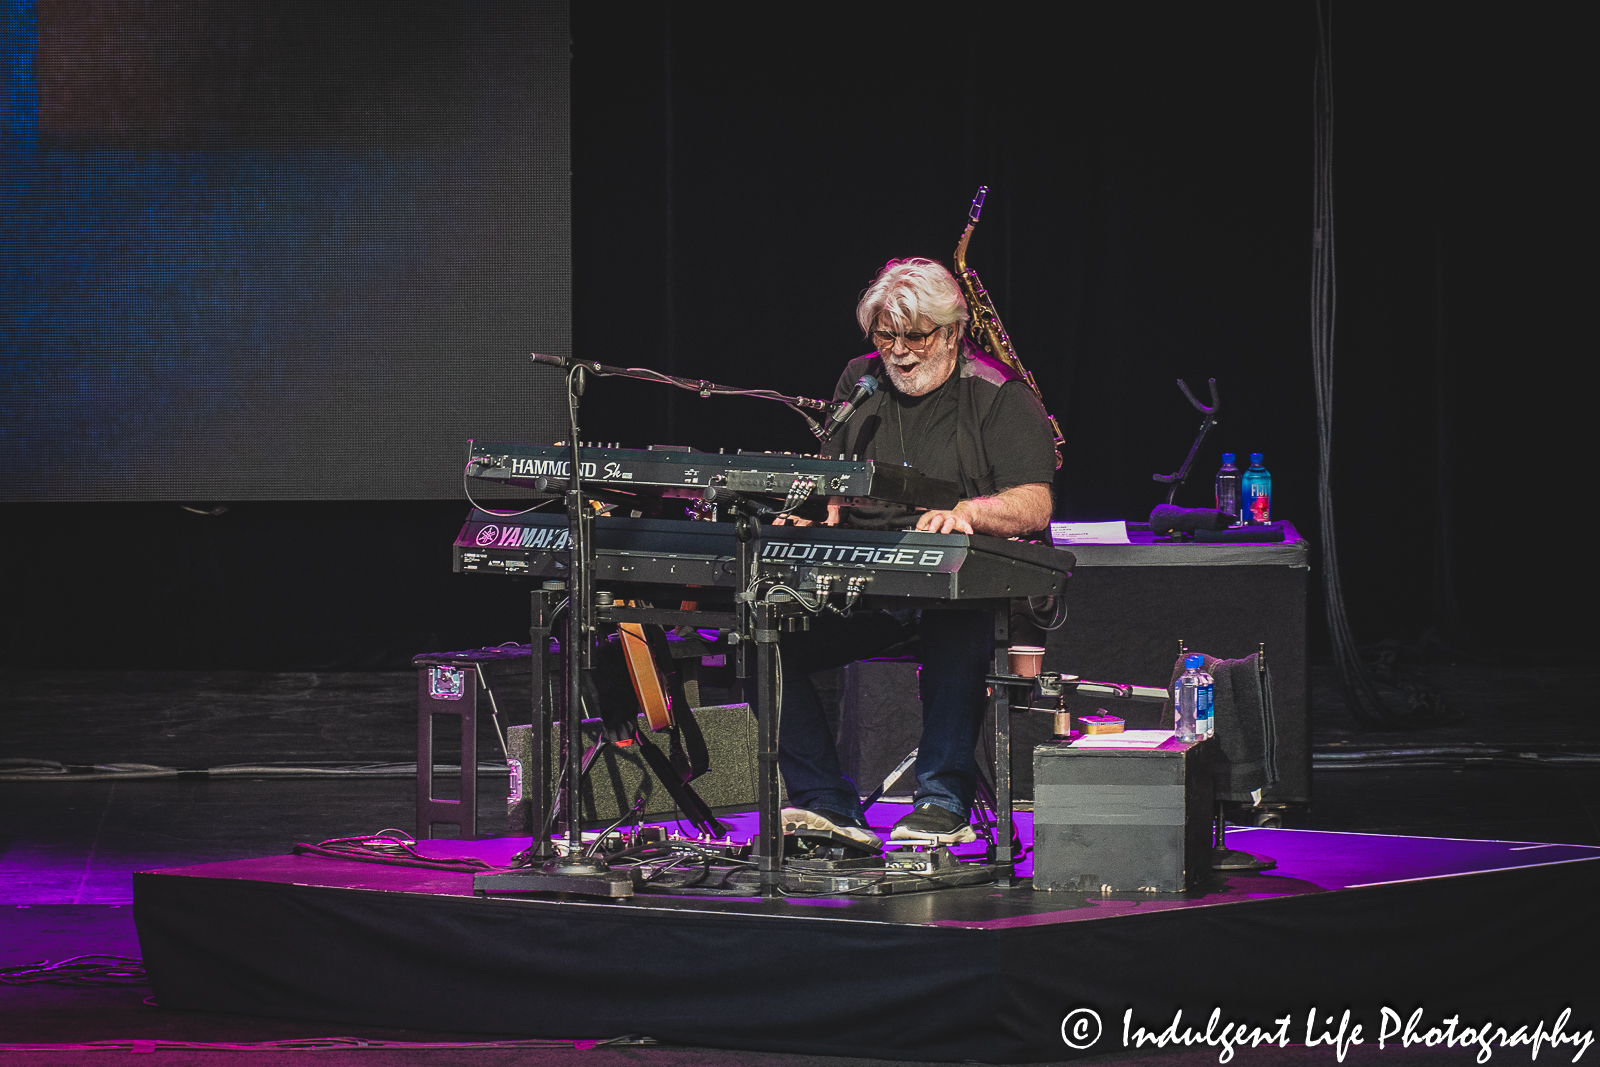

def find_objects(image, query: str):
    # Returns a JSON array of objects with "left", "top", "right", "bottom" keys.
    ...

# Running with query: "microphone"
[
  {"left": 530, "top": 352, "right": 572, "bottom": 367},
  {"left": 818, "top": 375, "right": 878, "bottom": 443}
]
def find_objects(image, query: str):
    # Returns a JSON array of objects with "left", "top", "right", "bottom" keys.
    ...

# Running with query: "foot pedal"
[
  {"left": 785, "top": 834, "right": 878, "bottom": 859},
  {"left": 780, "top": 807, "right": 881, "bottom": 852},
  {"left": 474, "top": 867, "right": 635, "bottom": 898}
]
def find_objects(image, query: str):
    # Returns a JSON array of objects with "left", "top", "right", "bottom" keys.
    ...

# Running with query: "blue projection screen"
[{"left": 1, "top": 0, "right": 569, "bottom": 500}]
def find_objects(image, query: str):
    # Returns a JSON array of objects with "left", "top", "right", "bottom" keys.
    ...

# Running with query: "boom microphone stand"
[
  {"left": 477, "top": 361, "right": 634, "bottom": 897},
  {"left": 529, "top": 353, "right": 836, "bottom": 441},
  {"left": 475, "top": 353, "right": 835, "bottom": 900}
]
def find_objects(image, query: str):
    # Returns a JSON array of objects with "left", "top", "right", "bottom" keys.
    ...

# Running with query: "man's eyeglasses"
[{"left": 871, "top": 325, "right": 948, "bottom": 354}]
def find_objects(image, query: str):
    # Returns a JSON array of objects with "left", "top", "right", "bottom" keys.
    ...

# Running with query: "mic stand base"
[
  {"left": 540, "top": 855, "right": 611, "bottom": 877},
  {"left": 1212, "top": 804, "right": 1276, "bottom": 874},
  {"left": 1211, "top": 847, "right": 1277, "bottom": 874}
]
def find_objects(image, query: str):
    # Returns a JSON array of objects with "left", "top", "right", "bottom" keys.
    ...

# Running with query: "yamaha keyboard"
[
  {"left": 465, "top": 441, "right": 962, "bottom": 512},
  {"left": 454, "top": 511, "right": 1073, "bottom": 603}
]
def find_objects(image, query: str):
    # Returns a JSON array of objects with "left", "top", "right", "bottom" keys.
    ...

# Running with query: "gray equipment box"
[{"left": 1032, "top": 738, "right": 1215, "bottom": 892}]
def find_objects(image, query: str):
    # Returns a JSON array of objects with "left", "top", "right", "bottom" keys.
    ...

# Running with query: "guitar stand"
[
  {"left": 474, "top": 582, "right": 638, "bottom": 899},
  {"left": 540, "top": 727, "right": 654, "bottom": 844}
]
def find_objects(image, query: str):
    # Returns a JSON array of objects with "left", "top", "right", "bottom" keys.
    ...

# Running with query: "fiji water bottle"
[
  {"left": 1242, "top": 452, "right": 1272, "bottom": 524},
  {"left": 1215, "top": 453, "right": 1241, "bottom": 523},
  {"left": 1174, "top": 654, "right": 1208, "bottom": 743}
]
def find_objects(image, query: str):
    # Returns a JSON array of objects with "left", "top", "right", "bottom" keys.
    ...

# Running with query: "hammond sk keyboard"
[
  {"left": 454, "top": 510, "right": 1073, "bottom": 603},
  {"left": 465, "top": 441, "right": 962, "bottom": 512}
]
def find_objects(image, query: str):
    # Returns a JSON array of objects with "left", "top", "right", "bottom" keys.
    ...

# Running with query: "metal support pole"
[
  {"left": 553, "top": 599, "right": 573, "bottom": 836},
  {"left": 563, "top": 489, "right": 593, "bottom": 858},
  {"left": 733, "top": 526, "right": 755, "bottom": 692},
  {"left": 991, "top": 606, "right": 1013, "bottom": 874},
  {"left": 730, "top": 507, "right": 780, "bottom": 897},
  {"left": 527, "top": 587, "right": 554, "bottom": 858},
  {"left": 753, "top": 598, "right": 783, "bottom": 897}
]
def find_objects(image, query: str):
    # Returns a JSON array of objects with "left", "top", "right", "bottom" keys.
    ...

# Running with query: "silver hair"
[{"left": 855, "top": 258, "right": 970, "bottom": 337}]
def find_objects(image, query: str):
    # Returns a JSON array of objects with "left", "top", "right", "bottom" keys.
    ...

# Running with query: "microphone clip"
[{"left": 815, "top": 374, "right": 879, "bottom": 444}]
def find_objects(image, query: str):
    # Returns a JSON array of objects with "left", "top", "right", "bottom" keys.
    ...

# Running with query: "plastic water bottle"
[
  {"left": 1174, "top": 654, "right": 1210, "bottom": 743},
  {"left": 1215, "top": 453, "right": 1241, "bottom": 523},
  {"left": 1242, "top": 452, "right": 1272, "bottom": 524},
  {"left": 1197, "top": 659, "right": 1215, "bottom": 738}
]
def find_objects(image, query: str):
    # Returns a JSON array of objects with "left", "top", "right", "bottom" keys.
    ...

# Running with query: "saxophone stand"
[{"left": 1152, "top": 377, "right": 1221, "bottom": 506}]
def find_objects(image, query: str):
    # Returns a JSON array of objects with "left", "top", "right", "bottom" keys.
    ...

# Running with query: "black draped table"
[
  {"left": 1034, "top": 520, "right": 1309, "bottom": 805},
  {"left": 831, "top": 521, "right": 1310, "bottom": 808}
]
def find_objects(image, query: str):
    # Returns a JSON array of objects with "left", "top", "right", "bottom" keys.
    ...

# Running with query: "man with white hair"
[{"left": 779, "top": 257, "right": 1057, "bottom": 849}]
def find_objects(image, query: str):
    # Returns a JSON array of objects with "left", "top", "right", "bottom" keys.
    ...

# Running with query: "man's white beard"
[{"left": 883, "top": 349, "right": 956, "bottom": 397}]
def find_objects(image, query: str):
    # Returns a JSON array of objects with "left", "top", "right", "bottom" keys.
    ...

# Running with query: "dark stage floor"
[{"left": 3, "top": 661, "right": 1597, "bottom": 1064}]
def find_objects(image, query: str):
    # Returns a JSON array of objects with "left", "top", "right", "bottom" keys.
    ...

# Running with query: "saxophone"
[{"left": 953, "top": 186, "right": 1064, "bottom": 469}]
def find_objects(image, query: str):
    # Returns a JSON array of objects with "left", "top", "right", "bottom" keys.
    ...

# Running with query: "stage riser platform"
[{"left": 132, "top": 829, "right": 1599, "bottom": 1063}]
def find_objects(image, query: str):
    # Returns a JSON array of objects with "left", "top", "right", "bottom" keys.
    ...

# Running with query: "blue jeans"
[{"left": 777, "top": 608, "right": 994, "bottom": 821}]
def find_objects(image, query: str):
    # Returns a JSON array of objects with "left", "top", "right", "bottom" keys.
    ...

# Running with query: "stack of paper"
[
  {"left": 1070, "top": 729, "right": 1174, "bottom": 749},
  {"left": 1049, "top": 521, "right": 1131, "bottom": 545}
]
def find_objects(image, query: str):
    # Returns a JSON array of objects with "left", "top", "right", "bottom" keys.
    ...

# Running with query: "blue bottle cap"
[
  {"left": 1184, "top": 653, "right": 1205, "bottom": 669},
  {"left": 1222, "top": 452, "right": 1236, "bottom": 464},
  {"left": 1249, "top": 452, "right": 1264, "bottom": 465}
]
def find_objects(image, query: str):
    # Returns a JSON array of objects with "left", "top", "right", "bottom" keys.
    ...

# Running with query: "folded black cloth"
[
  {"left": 1194, "top": 522, "right": 1286, "bottom": 543},
  {"left": 1163, "top": 652, "right": 1277, "bottom": 802},
  {"left": 1149, "top": 504, "right": 1235, "bottom": 535}
]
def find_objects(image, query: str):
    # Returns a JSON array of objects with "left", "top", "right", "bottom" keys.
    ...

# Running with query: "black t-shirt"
[{"left": 831, "top": 353, "right": 1056, "bottom": 529}]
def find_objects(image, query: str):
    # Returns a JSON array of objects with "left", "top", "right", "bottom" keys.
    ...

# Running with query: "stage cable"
[
  {"left": 0, "top": 1037, "right": 658, "bottom": 1053},
  {"left": 1, "top": 955, "right": 146, "bottom": 986},
  {"left": 461, "top": 462, "right": 558, "bottom": 518},
  {"left": 292, "top": 829, "right": 499, "bottom": 873},
  {"left": 0, "top": 758, "right": 512, "bottom": 783}
]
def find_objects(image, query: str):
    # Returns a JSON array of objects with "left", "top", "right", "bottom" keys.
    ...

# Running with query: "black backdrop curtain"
[
  {"left": 571, "top": 2, "right": 1582, "bottom": 661},
  {"left": 0, "top": 2, "right": 1581, "bottom": 669}
]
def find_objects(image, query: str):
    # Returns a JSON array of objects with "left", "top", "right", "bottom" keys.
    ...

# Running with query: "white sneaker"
[
  {"left": 889, "top": 804, "right": 978, "bottom": 845},
  {"left": 781, "top": 806, "right": 882, "bottom": 851}
]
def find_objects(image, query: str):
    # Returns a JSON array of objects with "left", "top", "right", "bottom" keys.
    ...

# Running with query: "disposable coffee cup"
[{"left": 1008, "top": 646, "right": 1046, "bottom": 677}]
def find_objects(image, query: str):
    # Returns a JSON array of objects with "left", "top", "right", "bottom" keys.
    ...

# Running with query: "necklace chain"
[{"left": 894, "top": 373, "right": 953, "bottom": 468}]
